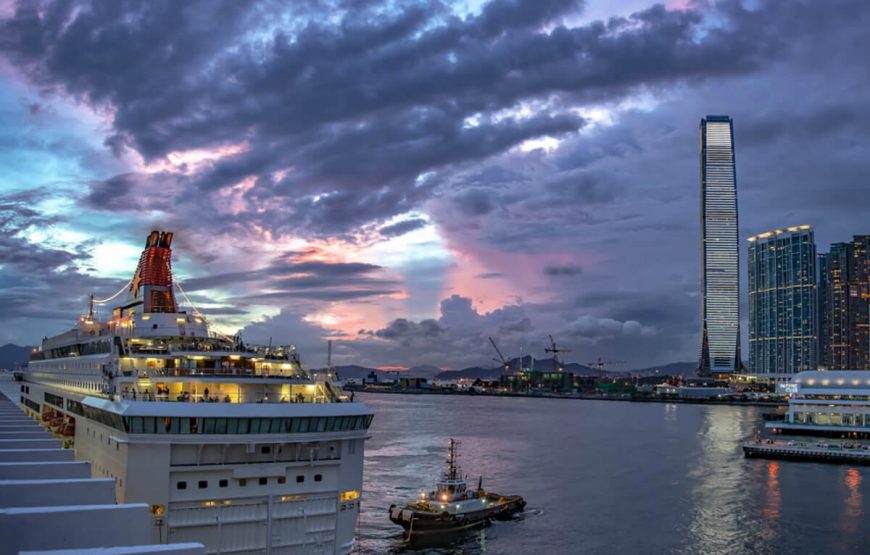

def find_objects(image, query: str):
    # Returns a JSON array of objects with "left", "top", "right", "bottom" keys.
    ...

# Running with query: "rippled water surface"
[{"left": 356, "top": 393, "right": 869, "bottom": 554}]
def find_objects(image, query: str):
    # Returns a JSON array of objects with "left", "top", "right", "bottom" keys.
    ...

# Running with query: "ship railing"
[
  {"left": 116, "top": 391, "right": 335, "bottom": 404},
  {"left": 121, "top": 367, "right": 311, "bottom": 379}
]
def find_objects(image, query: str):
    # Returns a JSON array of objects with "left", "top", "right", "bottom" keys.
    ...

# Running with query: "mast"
[{"left": 444, "top": 438, "right": 460, "bottom": 481}]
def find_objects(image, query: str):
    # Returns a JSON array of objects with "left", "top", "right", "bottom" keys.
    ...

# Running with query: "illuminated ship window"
[{"left": 340, "top": 490, "right": 359, "bottom": 502}]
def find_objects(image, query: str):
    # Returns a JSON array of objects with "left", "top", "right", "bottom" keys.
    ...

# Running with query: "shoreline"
[{"left": 348, "top": 387, "right": 786, "bottom": 408}]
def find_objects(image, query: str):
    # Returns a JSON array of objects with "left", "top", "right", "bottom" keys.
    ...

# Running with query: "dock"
[
  {"left": 0, "top": 374, "right": 204, "bottom": 555},
  {"left": 743, "top": 439, "right": 870, "bottom": 465}
]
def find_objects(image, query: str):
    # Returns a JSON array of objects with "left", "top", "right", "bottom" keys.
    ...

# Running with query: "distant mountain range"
[
  {"left": 332, "top": 356, "right": 698, "bottom": 381},
  {"left": 0, "top": 344, "right": 34, "bottom": 369}
]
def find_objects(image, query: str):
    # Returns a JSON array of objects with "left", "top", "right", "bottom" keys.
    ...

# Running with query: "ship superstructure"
[{"left": 19, "top": 230, "right": 373, "bottom": 554}]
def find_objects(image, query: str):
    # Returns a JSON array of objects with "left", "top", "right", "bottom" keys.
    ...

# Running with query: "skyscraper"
[
  {"left": 747, "top": 226, "right": 817, "bottom": 375},
  {"left": 699, "top": 115, "right": 743, "bottom": 375},
  {"left": 819, "top": 236, "right": 870, "bottom": 369}
]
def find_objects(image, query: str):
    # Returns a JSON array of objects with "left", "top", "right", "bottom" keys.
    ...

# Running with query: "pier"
[
  {"left": 743, "top": 439, "right": 870, "bottom": 465},
  {"left": 0, "top": 375, "right": 204, "bottom": 554}
]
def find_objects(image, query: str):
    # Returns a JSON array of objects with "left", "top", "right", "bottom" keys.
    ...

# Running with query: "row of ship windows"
[
  {"left": 83, "top": 403, "right": 373, "bottom": 435},
  {"left": 126, "top": 415, "right": 372, "bottom": 434},
  {"left": 24, "top": 381, "right": 101, "bottom": 392},
  {"left": 34, "top": 362, "right": 102, "bottom": 371},
  {"left": 176, "top": 474, "right": 322, "bottom": 490}
]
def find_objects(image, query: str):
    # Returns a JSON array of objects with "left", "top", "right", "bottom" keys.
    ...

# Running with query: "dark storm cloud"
[
  {"left": 379, "top": 218, "right": 428, "bottom": 237},
  {"left": 544, "top": 264, "right": 583, "bottom": 276},
  {"left": 1, "top": 0, "right": 792, "bottom": 238},
  {"left": 178, "top": 251, "right": 400, "bottom": 307},
  {"left": 361, "top": 318, "right": 446, "bottom": 342},
  {"left": 454, "top": 189, "right": 496, "bottom": 216},
  {"left": 82, "top": 172, "right": 182, "bottom": 212},
  {"left": 242, "top": 289, "right": 398, "bottom": 302},
  {"left": 181, "top": 257, "right": 389, "bottom": 292},
  {"left": 3, "top": 0, "right": 870, "bottom": 367},
  {"left": 0, "top": 189, "right": 78, "bottom": 273}
]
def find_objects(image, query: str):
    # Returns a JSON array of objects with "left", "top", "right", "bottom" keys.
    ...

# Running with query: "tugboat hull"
[{"left": 389, "top": 494, "right": 526, "bottom": 540}]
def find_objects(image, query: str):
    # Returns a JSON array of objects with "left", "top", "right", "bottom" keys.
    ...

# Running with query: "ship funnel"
[{"left": 126, "top": 229, "right": 177, "bottom": 313}]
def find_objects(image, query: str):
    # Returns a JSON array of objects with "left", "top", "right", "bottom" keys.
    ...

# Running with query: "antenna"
[{"left": 327, "top": 339, "right": 333, "bottom": 370}]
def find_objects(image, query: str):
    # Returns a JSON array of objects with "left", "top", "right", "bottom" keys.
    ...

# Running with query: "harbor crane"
[
  {"left": 588, "top": 357, "right": 626, "bottom": 377},
  {"left": 489, "top": 337, "right": 511, "bottom": 375},
  {"left": 545, "top": 335, "right": 571, "bottom": 372}
]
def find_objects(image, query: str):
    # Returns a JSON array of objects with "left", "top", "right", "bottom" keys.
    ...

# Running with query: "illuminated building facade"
[
  {"left": 699, "top": 115, "right": 743, "bottom": 375},
  {"left": 819, "top": 236, "right": 870, "bottom": 369},
  {"left": 747, "top": 226, "right": 817, "bottom": 374}
]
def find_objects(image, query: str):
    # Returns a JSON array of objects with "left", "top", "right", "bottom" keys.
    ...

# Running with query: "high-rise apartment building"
[
  {"left": 699, "top": 115, "right": 743, "bottom": 375},
  {"left": 747, "top": 226, "right": 817, "bottom": 374},
  {"left": 819, "top": 236, "right": 870, "bottom": 369}
]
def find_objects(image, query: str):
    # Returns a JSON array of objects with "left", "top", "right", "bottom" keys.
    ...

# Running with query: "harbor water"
[{"left": 357, "top": 393, "right": 869, "bottom": 554}]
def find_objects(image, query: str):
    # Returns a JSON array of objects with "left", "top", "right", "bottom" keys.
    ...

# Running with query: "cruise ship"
[
  {"left": 768, "top": 370, "right": 870, "bottom": 438},
  {"left": 18, "top": 230, "right": 373, "bottom": 554}
]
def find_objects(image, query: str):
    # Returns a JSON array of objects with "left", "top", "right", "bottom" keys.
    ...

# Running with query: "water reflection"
[
  {"left": 840, "top": 468, "right": 863, "bottom": 533},
  {"left": 686, "top": 406, "right": 752, "bottom": 553},
  {"left": 762, "top": 461, "right": 781, "bottom": 523}
]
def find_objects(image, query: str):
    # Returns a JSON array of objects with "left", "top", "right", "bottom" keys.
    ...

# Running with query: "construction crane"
[
  {"left": 488, "top": 337, "right": 511, "bottom": 375},
  {"left": 588, "top": 357, "right": 626, "bottom": 377},
  {"left": 545, "top": 335, "right": 571, "bottom": 372}
]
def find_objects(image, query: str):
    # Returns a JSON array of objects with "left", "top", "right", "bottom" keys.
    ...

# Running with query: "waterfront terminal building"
[{"left": 769, "top": 370, "right": 870, "bottom": 438}]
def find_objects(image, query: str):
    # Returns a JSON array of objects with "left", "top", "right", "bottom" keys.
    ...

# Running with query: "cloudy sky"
[{"left": 0, "top": 0, "right": 868, "bottom": 370}]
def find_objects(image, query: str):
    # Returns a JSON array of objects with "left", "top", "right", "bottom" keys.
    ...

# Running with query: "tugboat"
[{"left": 388, "top": 439, "right": 526, "bottom": 543}]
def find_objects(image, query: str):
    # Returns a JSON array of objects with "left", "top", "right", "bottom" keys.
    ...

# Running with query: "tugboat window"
[
  {"left": 314, "top": 474, "right": 322, "bottom": 482},
  {"left": 198, "top": 480, "right": 207, "bottom": 489},
  {"left": 177, "top": 481, "right": 187, "bottom": 490},
  {"left": 258, "top": 477, "right": 267, "bottom": 485},
  {"left": 296, "top": 475, "right": 304, "bottom": 483},
  {"left": 219, "top": 479, "right": 228, "bottom": 488}
]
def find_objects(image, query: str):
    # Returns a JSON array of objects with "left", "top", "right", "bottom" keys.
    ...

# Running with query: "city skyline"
[{"left": 2, "top": 1, "right": 870, "bottom": 369}]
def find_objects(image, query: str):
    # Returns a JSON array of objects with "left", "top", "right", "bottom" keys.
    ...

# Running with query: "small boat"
[{"left": 388, "top": 438, "right": 525, "bottom": 543}]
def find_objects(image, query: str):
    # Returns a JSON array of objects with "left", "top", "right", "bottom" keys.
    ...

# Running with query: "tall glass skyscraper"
[
  {"left": 819, "top": 236, "right": 870, "bottom": 369},
  {"left": 699, "top": 115, "right": 743, "bottom": 375},
  {"left": 747, "top": 226, "right": 817, "bottom": 374}
]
